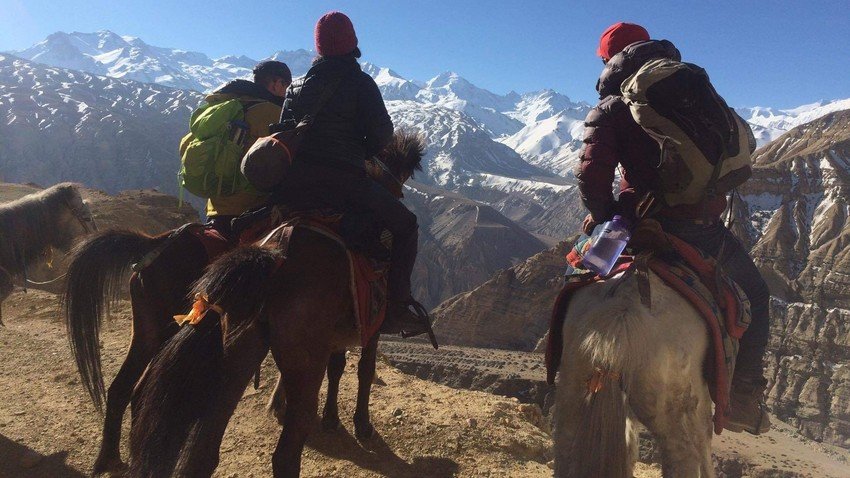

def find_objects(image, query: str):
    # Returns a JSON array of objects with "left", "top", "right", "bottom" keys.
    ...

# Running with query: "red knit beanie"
[
  {"left": 315, "top": 11, "right": 358, "bottom": 57},
  {"left": 597, "top": 22, "right": 650, "bottom": 60}
]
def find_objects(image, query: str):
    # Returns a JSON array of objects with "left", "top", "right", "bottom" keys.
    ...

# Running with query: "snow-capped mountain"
[
  {"left": 14, "top": 31, "right": 255, "bottom": 92},
  {"left": 736, "top": 99, "right": 850, "bottom": 147},
  {"left": 361, "top": 63, "right": 421, "bottom": 101},
  {"left": 387, "top": 101, "right": 549, "bottom": 186},
  {"left": 415, "top": 72, "right": 524, "bottom": 137},
  {"left": 729, "top": 109, "right": 850, "bottom": 450},
  {"left": 0, "top": 53, "right": 203, "bottom": 195}
]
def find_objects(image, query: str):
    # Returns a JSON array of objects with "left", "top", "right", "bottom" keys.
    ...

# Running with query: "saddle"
[
  {"left": 235, "top": 205, "right": 392, "bottom": 347},
  {"left": 546, "top": 219, "right": 751, "bottom": 434},
  {"left": 135, "top": 205, "right": 392, "bottom": 347}
]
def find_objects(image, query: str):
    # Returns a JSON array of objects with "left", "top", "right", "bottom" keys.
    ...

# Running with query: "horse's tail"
[
  {"left": 570, "top": 373, "right": 630, "bottom": 477},
  {"left": 129, "top": 245, "right": 281, "bottom": 477},
  {"left": 62, "top": 229, "right": 167, "bottom": 411}
]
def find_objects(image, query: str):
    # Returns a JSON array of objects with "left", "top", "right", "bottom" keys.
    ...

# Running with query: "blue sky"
[{"left": 1, "top": 0, "right": 848, "bottom": 108}]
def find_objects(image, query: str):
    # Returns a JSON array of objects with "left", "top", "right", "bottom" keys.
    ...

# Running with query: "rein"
[{"left": 370, "top": 157, "right": 405, "bottom": 191}]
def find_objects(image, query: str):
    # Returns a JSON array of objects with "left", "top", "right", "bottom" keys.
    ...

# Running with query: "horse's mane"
[
  {"left": 0, "top": 183, "right": 83, "bottom": 276},
  {"left": 377, "top": 130, "right": 426, "bottom": 179}
]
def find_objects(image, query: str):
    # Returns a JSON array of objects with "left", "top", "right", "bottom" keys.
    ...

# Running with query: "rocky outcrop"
[
  {"left": 765, "top": 300, "right": 850, "bottom": 449},
  {"left": 430, "top": 241, "right": 569, "bottom": 351}
]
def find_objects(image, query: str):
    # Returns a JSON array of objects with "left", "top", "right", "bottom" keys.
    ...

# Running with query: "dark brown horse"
[
  {"left": 0, "top": 183, "right": 95, "bottom": 323},
  {"left": 62, "top": 131, "right": 425, "bottom": 476}
]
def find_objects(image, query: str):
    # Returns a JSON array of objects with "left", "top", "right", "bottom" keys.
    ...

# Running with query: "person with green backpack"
[
  {"left": 576, "top": 22, "right": 771, "bottom": 435},
  {"left": 179, "top": 60, "right": 292, "bottom": 239}
]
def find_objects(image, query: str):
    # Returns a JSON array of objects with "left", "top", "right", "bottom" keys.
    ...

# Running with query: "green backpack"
[{"left": 178, "top": 99, "right": 257, "bottom": 199}]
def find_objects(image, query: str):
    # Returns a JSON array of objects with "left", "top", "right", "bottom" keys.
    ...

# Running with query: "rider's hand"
[{"left": 582, "top": 214, "right": 598, "bottom": 235}]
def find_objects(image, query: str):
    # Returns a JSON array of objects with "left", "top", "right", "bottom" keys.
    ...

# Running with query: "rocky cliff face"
[
  {"left": 431, "top": 241, "right": 569, "bottom": 351},
  {"left": 736, "top": 110, "right": 850, "bottom": 449},
  {"left": 765, "top": 301, "right": 850, "bottom": 449}
]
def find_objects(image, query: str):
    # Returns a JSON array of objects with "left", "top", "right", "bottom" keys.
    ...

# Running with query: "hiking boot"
[
  {"left": 725, "top": 377, "right": 771, "bottom": 435},
  {"left": 380, "top": 300, "right": 439, "bottom": 349}
]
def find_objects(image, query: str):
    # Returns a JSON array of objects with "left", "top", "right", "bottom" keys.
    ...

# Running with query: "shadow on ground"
[
  {"left": 307, "top": 426, "right": 459, "bottom": 478},
  {"left": 0, "top": 434, "right": 85, "bottom": 477}
]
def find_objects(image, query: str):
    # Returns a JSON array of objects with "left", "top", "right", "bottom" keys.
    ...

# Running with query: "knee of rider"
[
  {"left": 398, "top": 209, "right": 418, "bottom": 236},
  {"left": 747, "top": 275, "right": 771, "bottom": 309}
]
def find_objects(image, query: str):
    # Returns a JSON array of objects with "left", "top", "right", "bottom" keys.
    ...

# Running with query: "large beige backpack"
[{"left": 621, "top": 58, "right": 755, "bottom": 206}]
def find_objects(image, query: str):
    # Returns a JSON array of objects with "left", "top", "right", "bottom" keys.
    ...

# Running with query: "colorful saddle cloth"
[
  {"left": 242, "top": 209, "right": 389, "bottom": 347},
  {"left": 546, "top": 223, "right": 751, "bottom": 434}
]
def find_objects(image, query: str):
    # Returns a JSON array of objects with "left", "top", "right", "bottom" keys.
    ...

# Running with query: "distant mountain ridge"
[{"left": 14, "top": 30, "right": 846, "bottom": 187}]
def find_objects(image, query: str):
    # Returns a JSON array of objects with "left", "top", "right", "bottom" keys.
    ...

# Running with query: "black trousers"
[
  {"left": 275, "top": 163, "right": 418, "bottom": 302},
  {"left": 207, "top": 215, "right": 237, "bottom": 241},
  {"left": 660, "top": 219, "right": 771, "bottom": 381}
]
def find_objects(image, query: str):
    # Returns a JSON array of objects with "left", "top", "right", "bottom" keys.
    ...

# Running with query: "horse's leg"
[
  {"left": 353, "top": 334, "right": 379, "bottom": 441},
  {"left": 179, "top": 323, "right": 269, "bottom": 477},
  {"left": 631, "top": 380, "right": 714, "bottom": 478},
  {"left": 625, "top": 408, "right": 641, "bottom": 476},
  {"left": 552, "top": 358, "right": 591, "bottom": 478},
  {"left": 0, "top": 266, "right": 13, "bottom": 325},
  {"left": 92, "top": 275, "right": 174, "bottom": 475},
  {"left": 269, "top": 373, "right": 286, "bottom": 426},
  {"left": 272, "top": 359, "right": 327, "bottom": 478},
  {"left": 321, "top": 352, "right": 346, "bottom": 431}
]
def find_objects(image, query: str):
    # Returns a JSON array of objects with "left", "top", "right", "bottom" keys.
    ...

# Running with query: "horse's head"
[
  {"left": 367, "top": 130, "right": 425, "bottom": 199},
  {"left": 58, "top": 184, "right": 97, "bottom": 234}
]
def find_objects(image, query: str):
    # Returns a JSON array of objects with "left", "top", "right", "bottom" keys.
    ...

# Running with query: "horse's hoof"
[
  {"left": 355, "top": 422, "right": 375, "bottom": 441},
  {"left": 321, "top": 415, "right": 341, "bottom": 431},
  {"left": 91, "top": 456, "right": 128, "bottom": 476}
]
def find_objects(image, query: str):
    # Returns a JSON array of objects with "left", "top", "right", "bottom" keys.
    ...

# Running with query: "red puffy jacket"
[{"left": 576, "top": 40, "right": 727, "bottom": 223}]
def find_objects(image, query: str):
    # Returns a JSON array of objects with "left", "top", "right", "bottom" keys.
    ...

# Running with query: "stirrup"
[{"left": 400, "top": 300, "right": 439, "bottom": 350}]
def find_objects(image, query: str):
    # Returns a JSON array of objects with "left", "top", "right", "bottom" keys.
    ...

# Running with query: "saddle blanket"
[
  {"left": 248, "top": 212, "right": 389, "bottom": 347},
  {"left": 545, "top": 228, "right": 751, "bottom": 434}
]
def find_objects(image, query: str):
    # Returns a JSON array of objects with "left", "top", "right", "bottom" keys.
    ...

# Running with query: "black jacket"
[{"left": 280, "top": 56, "right": 394, "bottom": 171}]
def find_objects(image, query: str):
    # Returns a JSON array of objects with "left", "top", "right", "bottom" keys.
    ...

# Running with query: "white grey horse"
[
  {"left": 0, "top": 183, "right": 95, "bottom": 322},
  {"left": 553, "top": 269, "right": 714, "bottom": 477}
]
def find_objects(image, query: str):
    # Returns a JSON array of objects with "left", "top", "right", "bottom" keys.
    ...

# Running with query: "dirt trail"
[
  {"left": 0, "top": 289, "right": 558, "bottom": 477},
  {"left": 0, "top": 289, "right": 847, "bottom": 477}
]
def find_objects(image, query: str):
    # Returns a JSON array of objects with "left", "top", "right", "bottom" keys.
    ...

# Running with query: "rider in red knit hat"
[
  {"left": 596, "top": 22, "right": 649, "bottom": 61},
  {"left": 314, "top": 11, "right": 359, "bottom": 57},
  {"left": 276, "top": 11, "right": 430, "bottom": 338}
]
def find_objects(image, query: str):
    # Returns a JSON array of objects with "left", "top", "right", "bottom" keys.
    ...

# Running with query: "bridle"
[
  {"left": 23, "top": 198, "right": 97, "bottom": 288},
  {"left": 66, "top": 199, "right": 98, "bottom": 233}
]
